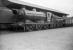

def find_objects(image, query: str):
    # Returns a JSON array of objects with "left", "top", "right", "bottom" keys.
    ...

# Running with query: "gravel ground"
[{"left": 0, "top": 27, "right": 73, "bottom": 50}]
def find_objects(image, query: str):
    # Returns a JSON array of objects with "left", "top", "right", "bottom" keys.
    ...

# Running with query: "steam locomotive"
[{"left": 0, "top": 0, "right": 68, "bottom": 31}]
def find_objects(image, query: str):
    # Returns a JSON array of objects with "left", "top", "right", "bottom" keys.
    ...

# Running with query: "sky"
[{"left": 19, "top": 0, "right": 73, "bottom": 17}]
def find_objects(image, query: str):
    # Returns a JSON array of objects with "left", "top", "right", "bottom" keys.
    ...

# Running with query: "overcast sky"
[{"left": 20, "top": 0, "right": 73, "bottom": 16}]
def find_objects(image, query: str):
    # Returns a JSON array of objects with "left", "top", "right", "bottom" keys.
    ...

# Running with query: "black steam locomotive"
[{"left": 0, "top": 0, "right": 69, "bottom": 31}]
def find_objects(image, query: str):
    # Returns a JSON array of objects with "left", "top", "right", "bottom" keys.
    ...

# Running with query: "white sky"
[{"left": 20, "top": 0, "right": 73, "bottom": 16}]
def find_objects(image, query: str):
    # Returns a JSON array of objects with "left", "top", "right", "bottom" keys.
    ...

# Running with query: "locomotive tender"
[{"left": 0, "top": 0, "right": 68, "bottom": 31}]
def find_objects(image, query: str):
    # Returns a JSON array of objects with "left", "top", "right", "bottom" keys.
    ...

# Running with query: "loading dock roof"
[{"left": 1, "top": 0, "right": 69, "bottom": 16}]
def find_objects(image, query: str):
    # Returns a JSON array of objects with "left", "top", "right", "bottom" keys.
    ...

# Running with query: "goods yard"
[
  {"left": 0, "top": 0, "right": 73, "bottom": 50},
  {"left": 0, "top": 0, "right": 73, "bottom": 32}
]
